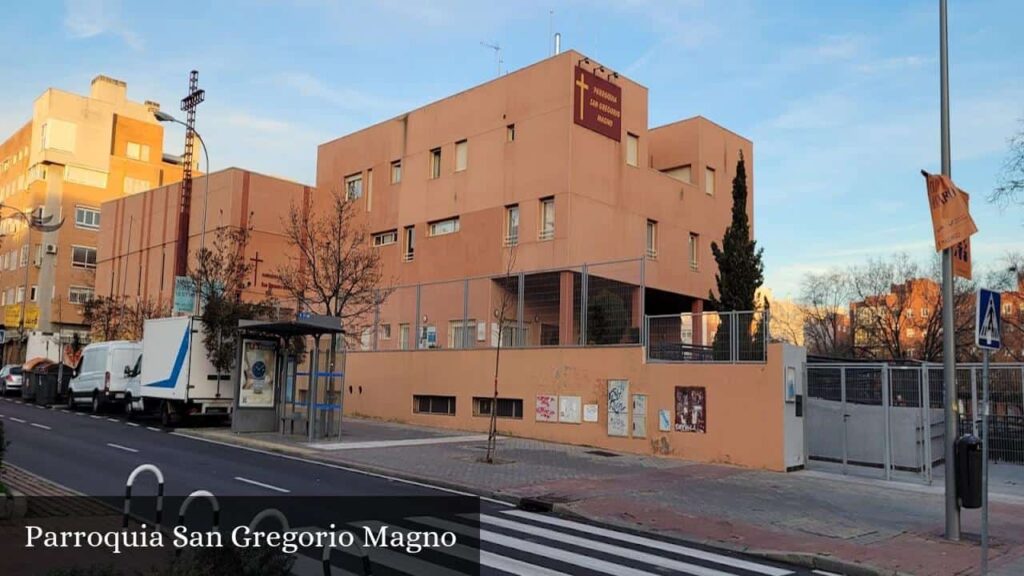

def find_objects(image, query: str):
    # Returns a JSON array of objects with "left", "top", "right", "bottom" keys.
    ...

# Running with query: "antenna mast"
[
  {"left": 480, "top": 41, "right": 503, "bottom": 76},
  {"left": 175, "top": 70, "right": 205, "bottom": 277}
]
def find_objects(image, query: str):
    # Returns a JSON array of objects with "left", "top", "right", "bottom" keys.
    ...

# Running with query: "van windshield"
[{"left": 11, "top": 367, "right": 22, "bottom": 375}]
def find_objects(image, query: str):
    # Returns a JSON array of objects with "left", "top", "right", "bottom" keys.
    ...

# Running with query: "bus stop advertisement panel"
[{"left": 233, "top": 315, "right": 345, "bottom": 436}]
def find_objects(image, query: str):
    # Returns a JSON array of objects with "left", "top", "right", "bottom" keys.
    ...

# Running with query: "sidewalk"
[{"left": 179, "top": 418, "right": 1024, "bottom": 576}]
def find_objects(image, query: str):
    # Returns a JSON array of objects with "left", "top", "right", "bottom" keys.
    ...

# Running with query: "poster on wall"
[
  {"left": 658, "top": 409, "right": 672, "bottom": 432},
  {"left": 536, "top": 394, "right": 558, "bottom": 422},
  {"left": 631, "top": 394, "right": 647, "bottom": 438},
  {"left": 558, "top": 396, "right": 582, "bottom": 423},
  {"left": 239, "top": 340, "right": 277, "bottom": 408},
  {"left": 785, "top": 367, "right": 797, "bottom": 403},
  {"left": 674, "top": 386, "right": 706, "bottom": 433},
  {"left": 583, "top": 404, "right": 599, "bottom": 422},
  {"left": 607, "top": 380, "right": 629, "bottom": 437}
]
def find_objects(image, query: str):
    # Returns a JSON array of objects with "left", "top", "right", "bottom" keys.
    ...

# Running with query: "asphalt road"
[{"left": 0, "top": 397, "right": 816, "bottom": 576}]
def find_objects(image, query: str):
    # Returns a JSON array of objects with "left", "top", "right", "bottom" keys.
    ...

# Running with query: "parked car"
[
  {"left": 0, "top": 364, "right": 23, "bottom": 396},
  {"left": 67, "top": 341, "right": 142, "bottom": 413}
]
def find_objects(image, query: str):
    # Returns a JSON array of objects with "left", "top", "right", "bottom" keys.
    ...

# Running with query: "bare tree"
[
  {"left": 990, "top": 119, "right": 1024, "bottom": 211},
  {"left": 982, "top": 251, "right": 1024, "bottom": 361},
  {"left": 798, "top": 270, "right": 853, "bottom": 357},
  {"left": 82, "top": 296, "right": 172, "bottom": 342},
  {"left": 485, "top": 247, "right": 517, "bottom": 464},
  {"left": 276, "top": 189, "right": 390, "bottom": 337}
]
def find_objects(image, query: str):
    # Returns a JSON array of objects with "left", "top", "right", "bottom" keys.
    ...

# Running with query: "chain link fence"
[{"left": 646, "top": 310, "right": 769, "bottom": 363}]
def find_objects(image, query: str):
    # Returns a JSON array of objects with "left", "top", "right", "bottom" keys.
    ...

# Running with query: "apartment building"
[{"left": 0, "top": 75, "right": 186, "bottom": 361}]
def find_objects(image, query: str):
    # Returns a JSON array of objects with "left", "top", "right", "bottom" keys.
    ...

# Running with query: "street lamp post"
[{"left": 154, "top": 110, "right": 210, "bottom": 314}]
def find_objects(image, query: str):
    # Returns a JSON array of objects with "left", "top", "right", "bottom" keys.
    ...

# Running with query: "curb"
[{"left": 175, "top": 429, "right": 908, "bottom": 575}]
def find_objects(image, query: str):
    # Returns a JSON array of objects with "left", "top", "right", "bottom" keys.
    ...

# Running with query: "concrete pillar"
[
  {"left": 691, "top": 300, "right": 704, "bottom": 346},
  {"left": 559, "top": 271, "right": 575, "bottom": 346},
  {"left": 631, "top": 286, "right": 643, "bottom": 334}
]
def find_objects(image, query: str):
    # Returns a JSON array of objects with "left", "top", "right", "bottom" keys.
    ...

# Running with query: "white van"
[{"left": 68, "top": 341, "right": 142, "bottom": 413}]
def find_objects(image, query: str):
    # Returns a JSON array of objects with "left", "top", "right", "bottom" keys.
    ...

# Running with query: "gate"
[{"left": 806, "top": 363, "right": 1024, "bottom": 484}]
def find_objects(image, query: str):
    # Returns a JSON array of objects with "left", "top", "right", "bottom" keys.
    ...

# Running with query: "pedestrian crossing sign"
[{"left": 975, "top": 288, "right": 1001, "bottom": 350}]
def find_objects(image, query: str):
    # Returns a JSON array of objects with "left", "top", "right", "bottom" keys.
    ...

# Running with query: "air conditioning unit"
[{"left": 45, "top": 244, "right": 57, "bottom": 255}]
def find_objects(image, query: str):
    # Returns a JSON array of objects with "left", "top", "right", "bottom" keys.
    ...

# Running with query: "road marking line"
[
  {"left": 10, "top": 417, "right": 26, "bottom": 423},
  {"left": 147, "top": 426, "right": 162, "bottom": 432},
  {"left": 15, "top": 400, "right": 23, "bottom": 404},
  {"left": 35, "top": 405, "right": 45, "bottom": 409},
  {"left": 503, "top": 510, "right": 792, "bottom": 575},
  {"left": 126, "top": 422, "right": 140, "bottom": 427},
  {"left": 813, "top": 571, "right": 842, "bottom": 576},
  {"left": 107, "top": 418, "right": 120, "bottom": 422},
  {"left": 61, "top": 409, "right": 70, "bottom": 413},
  {"left": 172, "top": 432, "right": 513, "bottom": 507},
  {"left": 75, "top": 412, "right": 85, "bottom": 416},
  {"left": 89, "top": 415, "right": 102, "bottom": 419},
  {"left": 106, "top": 443, "right": 139, "bottom": 453},
  {"left": 30, "top": 423, "right": 52, "bottom": 430},
  {"left": 307, "top": 434, "right": 495, "bottom": 451},
  {"left": 234, "top": 476, "right": 290, "bottom": 493}
]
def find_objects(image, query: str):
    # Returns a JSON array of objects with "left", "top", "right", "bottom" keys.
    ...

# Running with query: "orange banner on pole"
[
  {"left": 924, "top": 171, "right": 977, "bottom": 251},
  {"left": 952, "top": 191, "right": 972, "bottom": 279}
]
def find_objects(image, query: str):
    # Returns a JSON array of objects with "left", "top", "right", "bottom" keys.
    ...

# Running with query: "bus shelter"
[{"left": 234, "top": 314, "right": 345, "bottom": 440}]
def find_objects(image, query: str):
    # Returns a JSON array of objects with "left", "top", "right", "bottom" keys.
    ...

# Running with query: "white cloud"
[
  {"left": 63, "top": 0, "right": 141, "bottom": 50},
  {"left": 277, "top": 72, "right": 416, "bottom": 115},
  {"left": 224, "top": 113, "right": 292, "bottom": 134}
]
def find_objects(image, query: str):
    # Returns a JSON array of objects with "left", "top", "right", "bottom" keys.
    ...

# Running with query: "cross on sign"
[
  {"left": 250, "top": 251, "right": 264, "bottom": 287},
  {"left": 575, "top": 71, "right": 589, "bottom": 120}
]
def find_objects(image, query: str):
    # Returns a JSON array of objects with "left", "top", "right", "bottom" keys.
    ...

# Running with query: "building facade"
[
  {"left": 316, "top": 50, "right": 753, "bottom": 349},
  {"left": 0, "top": 75, "right": 187, "bottom": 361}
]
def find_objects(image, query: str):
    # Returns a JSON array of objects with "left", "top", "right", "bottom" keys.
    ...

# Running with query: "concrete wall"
[{"left": 344, "top": 343, "right": 793, "bottom": 471}]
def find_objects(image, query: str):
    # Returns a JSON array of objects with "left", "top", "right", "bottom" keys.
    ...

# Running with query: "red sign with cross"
[{"left": 573, "top": 65, "right": 622, "bottom": 141}]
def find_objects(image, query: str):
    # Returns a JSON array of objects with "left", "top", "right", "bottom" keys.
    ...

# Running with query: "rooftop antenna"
[
  {"left": 481, "top": 41, "right": 503, "bottom": 76},
  {"left": 549, "top": 10, "right": 554, "bottom": 55},
  {"left": 554, "top": 32, "right": 561, "bottom": 55}
]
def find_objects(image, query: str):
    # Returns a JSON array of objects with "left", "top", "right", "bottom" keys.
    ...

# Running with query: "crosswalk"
[{"left": 289, "top": 508, "right": 801, "bottom": 576}]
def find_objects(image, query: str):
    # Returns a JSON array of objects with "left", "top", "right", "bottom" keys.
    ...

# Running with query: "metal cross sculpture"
[{"left": 174, "top": 70, "right": 205, "bottom": 277}]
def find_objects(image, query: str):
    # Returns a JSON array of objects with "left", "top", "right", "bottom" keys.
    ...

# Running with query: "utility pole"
[
  {"left": 174, "top": 70, "right": 205, "bottom": 278},
  {"left": 939, "top": 0, "right": 960, "bottom": 541}
]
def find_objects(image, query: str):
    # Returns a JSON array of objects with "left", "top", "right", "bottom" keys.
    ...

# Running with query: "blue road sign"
[{"left": 975, "top": 289, "right": 1002, "bottom": 350}]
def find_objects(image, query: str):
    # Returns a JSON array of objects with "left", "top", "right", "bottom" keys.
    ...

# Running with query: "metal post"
[
  {"left": 883, "top": 367, "right": 892, "bottom": 481},
  {"left": 923, "top": 366, "right": 933, "bottom": 484},
  {"left": 971, "top": 367, "right": 978, "bottom": 435},
  {"left": 730, "top": 313, "right": 738, "bottom": 362},
  {"left": 372, "top": 289, "right": 380, "bottom": 351},
  {"left": 841, "top": 367, "right": 848, "bottom": 475},
  {"left": 981, "top": 350, "right": 990, "bottom": 574},
  {"left": 939, "top": 0, "right": 960, "bottom": 540},
  {"left": 20, "top": 221, "right": 30, "bottom": 361},
  {"left": 414, "top": 285, "right": 421, "bottom": 349},
  {"left": 462, "top": 279, "right": 470, "bottom": 349},
  {"left": 516, "top": 272, "right": 525, "bottom": 347},
  {"left": 307, "top": 335, "right": 320, "bottom": 442},
  {"left": 580, "top": 264, "right": 588, "bottom": 346},
  {"left": 639, "top": 257, "right": 646, "bottom": 346}
]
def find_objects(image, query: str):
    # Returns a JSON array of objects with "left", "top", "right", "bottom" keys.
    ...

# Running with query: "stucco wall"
[{"left": 344, "top": 343, "right": 789, "bottom": 470}]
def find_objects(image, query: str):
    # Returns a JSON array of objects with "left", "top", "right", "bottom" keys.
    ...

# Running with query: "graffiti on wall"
[
  {"left": 607, "top": 380, "right": 629, "bottom": 437},
  {"left": 674, "top": 386, "right": 707, "bottom": 433}
]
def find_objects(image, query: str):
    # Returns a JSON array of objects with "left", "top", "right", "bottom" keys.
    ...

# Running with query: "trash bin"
[
  {"left": 35, "top": 364, "right": 71, "bottom": 407},
  {"left": 955, "top": 434, "right": 983, "bottom": 509},
  {"left": 21, "top": 358, "right": 53, "bottom": 404}
]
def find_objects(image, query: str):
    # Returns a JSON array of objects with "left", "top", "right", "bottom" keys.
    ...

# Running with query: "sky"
[{"left": 1, "top": 0, "right": 1021, "bottom": 299}]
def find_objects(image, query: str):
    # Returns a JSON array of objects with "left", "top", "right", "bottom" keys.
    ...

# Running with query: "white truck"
[{"left": 131, "top": 316, "right": 233, "bottom": 426}]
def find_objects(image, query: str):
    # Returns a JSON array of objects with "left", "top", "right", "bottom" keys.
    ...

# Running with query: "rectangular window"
[
  {"left": 448, "top": 319, "right": 477, "bottom": 348},
  {"left": 69, "top": 286, "right": 95, "bottom": 304},
  {"left": 344, "top": 173, "right": 363, "bottom": 201},
  {"left": 689, "top": 233, "right": 699, "bottom": 271},
  {"left": 705, "top": 166, "right": 715, "bottom": 195},
  {"left": 391, "top": 160, "right": 402, "bottom": 184},
  {"left": 72, "top": 245, "right": 97, "bottom": 269},
  {"left": 30, "top": 285, "right": 37, "bottom": 302},
  {"left": 379, "top": 323, "right": 392, "bottom": 340},
  {"left": 539, "top": 197, "right": 555, "bottom": 240},
  {"left": 506, "top": 124, "right": 516, "bottom": 142},
  {"left": 366, "top": 168, "right": 373, "bottom": 211},
  {"left": 403, "top": 226, "right": 415, "bottom": 261},
  {"left": 473, "top": 397, "right": 524, "bottom": 419},
  {"left": 125, "top": 142, "right": 150, "bottom": 161},
  {"left": 16, "top": 286, "right": 24, "bottom": 304},
  {"left": 646, "top": 220, "right": 657, "bottom": 259},
  {"left": 428, "top": 217, "right": 459, "bottom": 237},
  {"left": 663, "top": 164, "right": 692, "bottom": 183},
  {"left": 921, "top": 308, "right": 930, "bottom": 318},
  {"left": 429, "top": 148, "right": 441, "bottom": 179},
  {"left": 505, "top": 205, "right": 519, "bottom": 246},
  {"left": 454, "top": 139, "right": 468, "bottom": 172},
  {"left": 20, "top": 245, "right": 28, "bottom": 267},
  {"left": 64, "top": 165, "right": 108, "bottom": 188},
  {"left": 372, "top": 230, "right": 398, "bottom": 247},
  {"left": 75, "top": 206, "right": 101, "bottom": 229},
  {"left": 626, "top": 133, "right": 639, "bottom": 167},
  {"left": 399, "top": 323, "right": 410, "bottom": 350},
  {"left": 413, "top": 395, "right": 456, "bottom": 415}
]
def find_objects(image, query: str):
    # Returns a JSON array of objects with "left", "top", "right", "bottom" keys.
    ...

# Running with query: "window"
[
  {"left": 663, "top": 164, "right": 692, "bottom": 183},
  {"left": 455, "top": 139, "right": 468, "bottom": 172},
  {"left": 75, "top": 206, "right": 101, "bottom": 229},
  {"left": 473, "top": 397, "right": 523, "bottom": 419},
  {"left": 391, "top": 160, "right": 402, "bottom": 184},
  {"left": 505, "top": 205, "right": 519, "bottom": 246},
  {"left": 30, "top": 285, "right": 37, "bottom": 302},
  {"left": 921, "top": 308, "right": 930, "bottom": 318},
  {"left": 626, "top": 133, "right": 639, "bottom": 167},
  {"left": 906, "top": 309, "right": 914, "bottom": 319},
  {"left": 506, "top": 124, "right": 516, "bottom": 142},
  {"left": 366, "top": 168, "right": 374, "bottom": 211},
  {"left": 688, "top": 233, "right": 699, "bottom": 271},
  {"left": 69, "top": 286, "right": 94, "bottom": 304},
  {"left": 4, "top": 289, "right": 11, "bottom": 305},
  {"left": 907, "top": 328, "right": 916, "bottom": 338},
  {"left": 64, "top": 165, "right": 108, "bottom": 188},
  {"left": 125, "top": 142, "right": 151, "bottom": 161},
  {"left": 345, "top": 173, "right": 363, "bottom": 201},
  {"left": 428, "top": 217, "right": 459, "bottom": 237},
  {"left": 0, "top": 291, "right": 4, "bottom": 306},
  {"left": 1004, "top": 303, "right": 1013, "bottom": 315},
  {"left": 20, "top": 245, "right": 28, "bottom": 267},
  {"left": 72, "top": 245, "right": 97, "bottom": 269},
  {"left": 399, "top": 323, "right": 410, "bottom": 350},
  {"left": 373, "top": 230, "right": 398, "bottom": 247},
  {"left": 413, "top": 395, "right": 456, "bottom": 415},
  {"left": 646, "top": 220, "right": 657, "bottom": 258},
  {"left": 379, "top": 323, "right": 392, "bottom": 340},
  {"left": 448, "top": 319, "right": 477, "bottom": 348},
  {"left": 539, "top": 197, "right": 555, "bottom": 240},
  {"left": 705, "top": 166, "right": 715, "bottom": 195},
  {"left": 403, "top": 226, "right": 415, "bottom": 261},
  {"left": 429, "top": 148, "right": 441, "bottom": 179},
  {"left": 16, "top": 287, "right": 24, "bottom": 304}
]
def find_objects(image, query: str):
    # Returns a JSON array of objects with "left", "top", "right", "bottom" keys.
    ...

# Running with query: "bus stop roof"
[{"left": 238, "top": 314, "right": 344, "bottom": 338}]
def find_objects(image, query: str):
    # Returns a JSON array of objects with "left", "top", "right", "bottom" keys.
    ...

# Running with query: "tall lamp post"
[
  {"left": 154, "top": 110, "right": 210, "bottom": 314},
  {"left": 0, "top": 205, "right": 64, "bottom": 362}
]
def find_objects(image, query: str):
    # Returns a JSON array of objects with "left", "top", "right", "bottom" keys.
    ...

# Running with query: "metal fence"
[
  {"left": 645, "top": 310, "right": 769, "bottom": 363},
  {"left": 806, "top": 362, "right": 1024, "bottom": 484},
  {"left": 354, "top": 258, "right": 645, "bottom": 351}
]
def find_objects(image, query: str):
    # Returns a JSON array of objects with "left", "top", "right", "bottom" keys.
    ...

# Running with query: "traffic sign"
[{"left": 975, "top": 289, "right": 1001, "bottom": 350}]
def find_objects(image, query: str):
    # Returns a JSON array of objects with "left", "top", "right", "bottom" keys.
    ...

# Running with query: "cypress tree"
[{"left": 709, "top": 151, "right": 764, "bottom": 311}]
